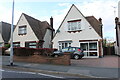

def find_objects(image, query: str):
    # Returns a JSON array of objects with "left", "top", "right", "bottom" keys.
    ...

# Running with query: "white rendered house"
[
  {"left": 13, "top": 13, "right": 54, "bottom": 48},
  {"left": 52, "top": 4, "right": 103, "bottom": 58}
]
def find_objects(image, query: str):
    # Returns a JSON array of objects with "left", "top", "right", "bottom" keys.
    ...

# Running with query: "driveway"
[{"left": 71, "top": 55, "right": 120, "bottom": 68}]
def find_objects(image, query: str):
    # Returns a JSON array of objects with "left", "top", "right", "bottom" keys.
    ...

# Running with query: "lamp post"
[{"left": 10, "top": 0, "right": 14, "bottom": 66}]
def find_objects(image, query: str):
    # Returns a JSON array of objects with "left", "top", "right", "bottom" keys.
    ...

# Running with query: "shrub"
[
  {"left": 4, "top": 44, "right": 10, "bottom": 48},
  {"left": 0, "top": 47, "right": 7, "bottom": 55},
  {"left": 14, "top": 47, "right": 35, "bottom": 56},
  {"left": 13, "top": 47, "right": 54, "bottom": 57},
  {"left": 34, "top": 48, "right": 54, "bottom": 56}
]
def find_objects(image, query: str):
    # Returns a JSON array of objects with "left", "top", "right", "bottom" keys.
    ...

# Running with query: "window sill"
[
  {"left": 67, "top": 30, "right": 82, "bottom": 33},
  {"left": 18, "top": 33, "right": 27, "bottom": 36}
]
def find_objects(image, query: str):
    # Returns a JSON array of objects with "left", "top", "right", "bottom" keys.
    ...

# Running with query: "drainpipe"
[
  {"left": 115, "top": 17, "right": 119, "bottom": 47},
  {"left": 98, "top": 18, "right": 103, "bottom": 58},
  {"left": 50, "top": 17, "right": 53, "bottom": 48}
]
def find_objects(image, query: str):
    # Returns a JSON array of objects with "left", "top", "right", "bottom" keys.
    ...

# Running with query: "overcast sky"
[{"left": 0, "top": 0, "right": 119, "bottom": 41}]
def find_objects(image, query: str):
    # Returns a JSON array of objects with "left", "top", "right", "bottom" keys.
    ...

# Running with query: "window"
[
  {"left": 0, "top": 43, "right": 3, "bottom": 47},
  {"left": 58, "top": 41, "right": 72, "bottom": 50},
  {"left": 69, "top": 47, "right": 76, "bottom": 52},
  {"left": 25, "top": 41, "right": 37, "bottom": 48},
  {"left": 68, "top": 19, "right": 81, "bottom": 31},
  {"left": 62, "top": 47, "right": 69, "bottom": 52},
  {"left": 80, "top": 42, "right": 98, "bottom": 57},
  {"left": 18, "top": 25, "right": 27, "bottom": 35},
  {"left": 13, "top": 42, "right": 20, "bottom": 47}
]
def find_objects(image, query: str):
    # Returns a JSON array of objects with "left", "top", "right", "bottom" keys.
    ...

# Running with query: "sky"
[{"left": 0, "top": 0, "right": 119, "bottom": 42}]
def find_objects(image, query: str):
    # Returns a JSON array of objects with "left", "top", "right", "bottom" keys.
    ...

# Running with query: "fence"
[{"left": 103, "top": 46, "right": 115, "bottom": 55}]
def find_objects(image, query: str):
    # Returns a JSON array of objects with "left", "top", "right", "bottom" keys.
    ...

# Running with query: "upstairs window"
[
  {"left": 18, "top": 25, "right": 27, "bottom": 35},
  {"left": 68, "top": 19, "right": 81, "bottom": 31}
]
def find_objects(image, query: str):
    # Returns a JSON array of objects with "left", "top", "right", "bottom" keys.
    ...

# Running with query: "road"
[
  {"left": 1, "top": 56, "right": 120, "bottom": 79},
  {"left": 1, "top": 69, "right": 64, "bottom": 79}
]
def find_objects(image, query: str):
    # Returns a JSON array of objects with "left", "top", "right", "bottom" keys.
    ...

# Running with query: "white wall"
[
  {"left": 0, "top": 34, "right": 3, "bottom": 43},
  {"left": 0, "top": 33, "right": 3, "bottom": 47},
  {"left": 13, "top": 14, "right": 39, "bottom": 47},
  {"left": 118, "top": 1, "right": 120, "bottom": 20},
  {"left": 52, "top": 5, "right": 102, "bottom": 49},
  {"left": 43, "top": 29, "right": 52, "bottom": 48}
]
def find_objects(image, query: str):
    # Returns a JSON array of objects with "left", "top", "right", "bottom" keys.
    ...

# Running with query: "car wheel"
[
  {"left": 74, "top": 55, "right": 79, "bottom": 60},
  {"left": 54, "top": 55, "right": 58, "bottom": 58}
]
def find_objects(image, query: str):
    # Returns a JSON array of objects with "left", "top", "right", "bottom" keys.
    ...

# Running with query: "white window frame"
[
  {"left": 68, "top": 20, "right": 81, "bottom": 31},
  {"left": 58, "top": 42, "right": 72, "bottom": 50},
  {"left": 80, "top": 41, "right": 99, "bottom": 58},
  {"left": 18, "top": 25, "right": 27, "bottom": 35}
]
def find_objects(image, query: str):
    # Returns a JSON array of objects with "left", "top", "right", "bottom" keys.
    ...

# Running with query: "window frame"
[
  {"left": 80, "top": 41, "right": 99, "bottom": 58},
  {"left": 18, "top": 25, "right": 27, "bottom": 35},
  {"left": 67, "top": 19, "right": 81, "bottom": 31}
]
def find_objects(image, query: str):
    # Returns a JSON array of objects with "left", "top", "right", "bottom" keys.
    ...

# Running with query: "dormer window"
[
  {"left": 18, "top": 25, "right": 27, "bottom": 35},
  {"left": 68, "top": 19, "right": 81, "bottom": 31}
]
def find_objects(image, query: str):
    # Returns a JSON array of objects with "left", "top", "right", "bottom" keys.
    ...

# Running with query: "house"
[
  {"left": 13, "top": 13, "right": 54, "bottom": 48},
  {"left": 52, "top": 4, "right": 103, "bottom": 58},
  {"left": 0, "top": 33, "right": 3, "bottom": 47},
  {"left": 115, "top": 1, "right": 120, "bottom": 56},
  {"left": 0, "top": 21, "right": 11, "bottom": 47}
]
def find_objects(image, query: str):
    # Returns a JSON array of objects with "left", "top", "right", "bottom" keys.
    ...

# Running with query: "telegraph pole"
[{"left": 10, "top": 0, "right": 14, "bottom": 66}]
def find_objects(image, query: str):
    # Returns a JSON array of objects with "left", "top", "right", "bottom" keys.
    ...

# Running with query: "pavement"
[{"left": 1, "top": 55, "right": 120, "bottom": 79}]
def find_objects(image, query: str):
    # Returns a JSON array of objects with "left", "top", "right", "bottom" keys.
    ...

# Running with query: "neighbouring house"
[
  {"left": 13, "top": 13, "right": 54, "bottom": 48},
  {"left": 0, "top": 21, "right": 11, "bottom": 47},
  {"left": 0, "top": 32, "right": 3, "bottom": 47},
  {"left": 115, "top": 1, "right": 120, "bottom": 56},
  {"left": 52, "top": 4, "right": 103, "bottom": 58}
]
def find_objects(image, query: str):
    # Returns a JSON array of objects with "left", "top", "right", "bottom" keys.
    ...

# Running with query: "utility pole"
[{"left": 10, "top": 0, "right": 14, "bottom": 66}]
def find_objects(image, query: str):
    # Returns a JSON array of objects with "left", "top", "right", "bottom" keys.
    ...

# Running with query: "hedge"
[
  {"left": 0, "top": 47, "right": 8, "bottom": 55},
  {"left": 13, "top": 47, "right": 54, "bottom": 56}
]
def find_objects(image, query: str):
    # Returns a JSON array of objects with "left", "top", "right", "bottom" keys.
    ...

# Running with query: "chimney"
[
  {"left": 50, "top": 16, "right": 53, "bottom": 28},
  {"left": 50, "top": 17, "right": 54, "bottom": 48},
  {"left": 99, "top": 18, "right": 102, "bottom": 24},
  {"left": 115, "top": 17, "right": 119, "bottom": 24},
  {"left": 98, "top": 18, "right": 103, "bottom": 38}
]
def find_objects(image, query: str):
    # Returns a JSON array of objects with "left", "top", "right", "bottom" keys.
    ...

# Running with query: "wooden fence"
[{"left": 103, "top": 46, "right": 115, "bottom": 55}]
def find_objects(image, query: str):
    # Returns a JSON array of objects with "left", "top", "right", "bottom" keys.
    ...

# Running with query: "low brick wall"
[{"left": 13, "top": 53, "right": 71, "bottom": 65}]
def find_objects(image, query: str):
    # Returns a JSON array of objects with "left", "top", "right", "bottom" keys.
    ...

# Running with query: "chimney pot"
[
  {"left": 115, "top": 17, "right": 119, "bottom": 24},
  {"left": 99, "top": 18, "right": 102, "bottom": 23}
]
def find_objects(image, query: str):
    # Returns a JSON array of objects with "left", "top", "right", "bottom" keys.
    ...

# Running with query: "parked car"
[{"left": 52, "top": 47, "right": 84, "bottom": 59}]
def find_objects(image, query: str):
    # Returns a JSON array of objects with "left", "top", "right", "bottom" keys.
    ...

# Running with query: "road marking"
[
  {"left": 17, "top": 71, "right": 36, "bottom": 75},
  {"left": 3, "top": 70, "right": 64, "bottom": 78},
  {"left": 38, "top": 73, "right": 63, "bottom": 78},
  {"left": 0, "top": 69, "right": 4, "bottom": 71}
]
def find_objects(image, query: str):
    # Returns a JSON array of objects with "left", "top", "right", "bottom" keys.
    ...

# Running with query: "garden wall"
[{"left": 13, "top": 53, "right": 71, "bottom": 65}]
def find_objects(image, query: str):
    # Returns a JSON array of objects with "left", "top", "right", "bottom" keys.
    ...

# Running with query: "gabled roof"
[
  {"left": 22, "top": 13, "right": 53, "bottom": 40},
  {"left": 85, "top": 16, "right": 102, "bottom": 37},
  {"left": 53, "top": 4, "right": 102, "bottom": 38},
  {"left": 0, "top": 21, "right": 11, "bottom": 43}
]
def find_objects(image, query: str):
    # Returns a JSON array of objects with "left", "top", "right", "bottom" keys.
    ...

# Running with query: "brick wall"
[{"left": 13, "top": 52, "right": 71, "bottom": 65}]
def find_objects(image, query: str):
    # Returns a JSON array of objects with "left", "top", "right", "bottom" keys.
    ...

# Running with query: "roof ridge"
[{"left": 22, "top": 13, "right": 41, "bottom": 22}]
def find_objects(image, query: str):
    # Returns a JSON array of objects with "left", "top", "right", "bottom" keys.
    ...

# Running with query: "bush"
[
  {"left": 14, "top": 47, "right": 35, "bottom": 56},
  {"left": 4, "top": 44, "right": 10, "bottom": 48},
  {"left": 0, "top": 47, "right": 7, "bottom": 55},
  {"left": 14, "top": 47, "right": 54, "bottom": 57},
  {"left": 33, "top": 48, "right": 54, "bottom": 56}
]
